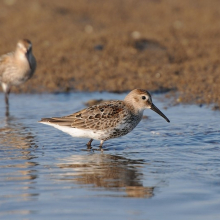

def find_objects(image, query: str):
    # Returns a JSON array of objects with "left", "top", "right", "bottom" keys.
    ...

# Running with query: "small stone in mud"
[
  {"left": 94, "top": 45, "right": 104, "bottom": 51},
  {"left": 134, "top": 38, "right": 166, "bottom": 51},
  {"left": 131, "top": 31, "right": 141, "bottom": 39},
  {"left": 84, "top": 25, "right": 93, "bottom": 33}
]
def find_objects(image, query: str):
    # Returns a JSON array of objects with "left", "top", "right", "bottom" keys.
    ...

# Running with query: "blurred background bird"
[{"left": 0, "top": 39, "right": 36, "bottom": 115}]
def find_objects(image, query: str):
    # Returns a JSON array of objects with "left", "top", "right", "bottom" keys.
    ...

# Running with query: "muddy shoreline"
[{"left": 0, "top": 0, "right": 220, "bottom": 107}]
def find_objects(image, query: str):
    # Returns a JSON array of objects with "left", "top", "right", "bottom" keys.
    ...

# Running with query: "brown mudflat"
[{"left": 0, "top": 0, "right": 220, "bottom": 107}]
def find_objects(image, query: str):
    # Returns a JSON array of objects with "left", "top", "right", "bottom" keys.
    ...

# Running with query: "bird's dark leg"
[
  {"left": 5, "top": 91, "right": 9, "bottom": 107},
  {"left": 5, "top": 105, "right": 9, "bottom": 117},
  {"left": 4, "top": 86, "right": 11, "bottom": 106},
  {"left": 87, "top": 139, "right": 93, "bottom": 149},
  {"left": 5, "top": 89, "right": 10, "bottom": 117}
]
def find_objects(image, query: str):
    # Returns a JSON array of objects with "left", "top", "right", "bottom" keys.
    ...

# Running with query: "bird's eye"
[{"left": 142, "top": 96, "right": 146, "bottom": 100}]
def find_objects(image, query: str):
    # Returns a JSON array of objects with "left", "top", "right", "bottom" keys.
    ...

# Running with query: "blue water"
[{"left": 0, "top": 92, "right": 220, "bottom": 220}]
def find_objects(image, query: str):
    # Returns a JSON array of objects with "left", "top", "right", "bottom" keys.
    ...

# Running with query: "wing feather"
[
  {"left": 39, "top": 101, "right": 127, "bottom": 130},
  {"left": 0, "top": 52, "right": 14, "bottom": 82}
]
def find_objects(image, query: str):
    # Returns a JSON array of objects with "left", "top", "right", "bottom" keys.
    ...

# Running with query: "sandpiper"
[
  {"left": 39, "top": 89, "right": 170, "bottom": 149},
  {"left": 0, "top": 39, "right": 36, "bottom": 109}
]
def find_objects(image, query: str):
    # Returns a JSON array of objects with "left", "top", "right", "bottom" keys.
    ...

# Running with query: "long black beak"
[
  {"left": 25, "top": 50, "right": 33, "bottom": 70},
  {"left": 25, "top": 49, "right": 30, "bottom": 60},
  {"left": 150, "top": 103, "right": 170, "bottom": 123}
]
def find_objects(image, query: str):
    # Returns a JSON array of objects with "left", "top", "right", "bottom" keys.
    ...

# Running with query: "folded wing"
[{"left": 40, "top": 101, "right": 126, "bottom": 130}]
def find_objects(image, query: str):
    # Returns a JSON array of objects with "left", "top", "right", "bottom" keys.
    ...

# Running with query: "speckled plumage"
[
  {"left": 39, "top": 89, "right": 170, "bottom": 148},
  {"left": 0, "top": 39, "right": 36, "bottom": 109}
]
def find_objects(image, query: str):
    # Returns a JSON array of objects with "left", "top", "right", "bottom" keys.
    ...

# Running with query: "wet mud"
[{"left": 0, "top": 0, "right": 220, "bottom": 107}]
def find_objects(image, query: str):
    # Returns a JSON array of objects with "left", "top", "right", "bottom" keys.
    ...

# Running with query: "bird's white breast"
[{"left": 40, "top": 122, "right": 108, "bottom": 140}]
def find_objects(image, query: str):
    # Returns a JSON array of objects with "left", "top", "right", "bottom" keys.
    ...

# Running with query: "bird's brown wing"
[
  {"left": 40, "top": 101, "right": 126, "bottom": 130},
  {"left": 0, "top": 55, "right": 8, "bottom": 80},
  {"left": 0, "top": 53, "right": 14, "bottom": 82}
]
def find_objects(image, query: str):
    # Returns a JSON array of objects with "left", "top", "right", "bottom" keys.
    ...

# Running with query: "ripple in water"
[{"left": 0, "top": 92, "right": 220, "bottom": 220}]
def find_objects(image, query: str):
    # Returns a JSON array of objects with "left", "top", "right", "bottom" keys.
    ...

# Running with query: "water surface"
[{"left": 0, "top": 92, "right": 220, "bottom": 220}]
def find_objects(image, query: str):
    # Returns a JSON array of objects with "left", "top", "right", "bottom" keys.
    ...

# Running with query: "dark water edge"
[{"left": 0, "top": 92, "right": 220, "bottom": 220}]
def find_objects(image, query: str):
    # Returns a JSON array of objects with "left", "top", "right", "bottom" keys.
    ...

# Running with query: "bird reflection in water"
[
  {"left": 0, "top": 116, "right": 37, "bottom": 153},
  {"left": 0, "top": 116, "right": 39, "bottom": 202},
  {"left": 58, "top": 154, "right": 155, "bottom": 198}
]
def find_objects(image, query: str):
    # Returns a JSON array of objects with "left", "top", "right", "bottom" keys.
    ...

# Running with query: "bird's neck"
[
  {"left": 14, "top": 50, "right": 31, "bottom": 72},
  {"left": 14, "top": 50, "right": 27, "bottom": 61},
  {"left": 124, "top": 100, "right": 144, "bottom": 116}
]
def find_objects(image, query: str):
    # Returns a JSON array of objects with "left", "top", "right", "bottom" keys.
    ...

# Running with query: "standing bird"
[
  {"left": 0, "top": 39, "right": 36, "bottom": 113},
  {"left": 39, "top": 89, "right": 170, "bottom": 149}
]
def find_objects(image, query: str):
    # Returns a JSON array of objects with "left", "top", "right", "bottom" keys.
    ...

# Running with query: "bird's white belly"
[
  {"left": 41, "top": 122, "right": 107, "bottom": 140},
  {"left": 2, "top": 62, "right": 31, "bottom": 86}
]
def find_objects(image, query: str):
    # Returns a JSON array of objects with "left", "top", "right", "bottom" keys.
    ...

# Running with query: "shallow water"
[{"left": 0, "top": 92, "right": 220, "bottom": 220}]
